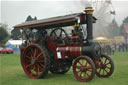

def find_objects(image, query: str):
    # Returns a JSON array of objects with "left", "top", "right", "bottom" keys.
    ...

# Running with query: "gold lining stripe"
[
  {"left": 80, "top": 47, "right": 82, "bottom": 56},
  {"left": 56, "top": 47, "right": 58, "bottom": 51},
  {"left": 66, "top": 47, "right": 69, "bottom": 51}
]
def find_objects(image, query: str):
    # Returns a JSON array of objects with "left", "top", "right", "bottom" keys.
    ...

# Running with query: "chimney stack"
[{"left": 85, "top": 7, "right": 94, "bottom": 43}]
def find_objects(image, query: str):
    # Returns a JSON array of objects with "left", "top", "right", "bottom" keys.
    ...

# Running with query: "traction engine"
[{"left": 14, "top": 7, "right": 114, "bottom": 82}]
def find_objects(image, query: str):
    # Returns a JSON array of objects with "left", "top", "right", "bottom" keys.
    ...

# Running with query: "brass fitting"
[{"left": 85, "top": 7, "right": 94, "bottom": 14}]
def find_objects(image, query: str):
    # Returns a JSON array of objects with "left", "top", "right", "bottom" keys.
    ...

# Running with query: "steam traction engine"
[{"left": 14, "top": 7, "right": 114, "bottom": 82}]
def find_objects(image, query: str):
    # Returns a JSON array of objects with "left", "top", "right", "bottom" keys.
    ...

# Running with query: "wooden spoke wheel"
[
  {"left": 73, "top": 56, "right": 96, "bottom": 82},
  {"left": 96, "top": 54, "right": 114, "bottom": 78},
  {"left": 21, "top": 44, "right": 49, "bottom": 79}
]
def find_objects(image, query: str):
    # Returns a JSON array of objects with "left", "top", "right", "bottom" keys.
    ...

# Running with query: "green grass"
[{"left": 0, "top": 52, "right": 128, "bottom": 85}]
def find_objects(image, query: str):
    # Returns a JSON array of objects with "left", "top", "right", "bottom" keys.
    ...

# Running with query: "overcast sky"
[{"left": 1, "top": 0, "right": 128, "bottom": 29}]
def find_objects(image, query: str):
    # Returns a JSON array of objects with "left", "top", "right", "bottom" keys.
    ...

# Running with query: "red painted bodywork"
[
  {"left": 72, "top": 35, "right": 78, "bottom": 42},
  {"left": 47, "top": 37, "right": 57, "bottom": 51},
  {"left": 56, "top": 45, "right": 81, "bottom": 59},
  {"left": 0, "top": 49, "right": 3, "bottom": 53},
  {"left": 47, "top": 37, "right": 82, "bottom": 59}
]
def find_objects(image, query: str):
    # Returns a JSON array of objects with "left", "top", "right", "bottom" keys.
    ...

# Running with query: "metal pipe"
[{"left": 85, "top": 7, "right": 94, "bottom": 43}]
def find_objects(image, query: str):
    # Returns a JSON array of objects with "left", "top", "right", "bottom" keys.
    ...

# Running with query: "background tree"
[
  {"left": 11, "top": 29, "right": 21, "bottom": 40},
  {"left": 34, "top": 16, "right": 37, "bottom": 20},
  {"left": 0, "top": 24, "right": 10, "bottom": 47},
  {"left": 120, "top": 16, "right": 128, "bottom": 36},
  {"left": 10, "top": 15, "right": 37, "bottom": 40},
  {"left": 108, "top": 19, "right": 121, "bottom": 37},
  {"left": 123, "top": 16, "right": 128, "bottom": 23},
  {"left": 25, "top": 15, "right": 37, "bottom": 22},
  {"left": 25, "top": 15, "right": 33, "bottom": 22}
]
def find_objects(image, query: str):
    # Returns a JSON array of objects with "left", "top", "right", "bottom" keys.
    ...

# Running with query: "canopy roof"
[
  {"left": 7, "top": 40, "right": 23, "bottom": 45},
  {"left": 94, "top": 37, "right": 110, "bottom": 42},
  {"left": 14, "top": 12, "right": 96, "bottom": 29}
]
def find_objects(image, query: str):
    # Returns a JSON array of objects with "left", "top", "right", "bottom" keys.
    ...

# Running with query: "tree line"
[{"left": 0, "top": 15, "right": 37, "bottom": 46}]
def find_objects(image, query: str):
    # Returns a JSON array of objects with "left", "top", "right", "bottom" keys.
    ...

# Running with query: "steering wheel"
[{"left": 50, "top": 28, "right": 69, "bottom": 44}]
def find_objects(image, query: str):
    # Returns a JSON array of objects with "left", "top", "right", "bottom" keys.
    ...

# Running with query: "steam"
[
  {"left": 80, "top": 0, "right": 92, "bottom": 8},
  {"left": 79, "top": 0, "right": 113, "bottom": 38}
]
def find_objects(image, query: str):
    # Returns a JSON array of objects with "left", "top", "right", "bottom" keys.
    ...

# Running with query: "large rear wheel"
[
  {"left": 73, "top": 56, "right": 96, "bottom": 82},
  {"left": 21, "top": 44, "right": 50, "bottom": 78}
]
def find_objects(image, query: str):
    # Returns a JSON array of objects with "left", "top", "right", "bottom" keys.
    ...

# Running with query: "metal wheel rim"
[
  {"left": 96, "top": 54, "right": 114, "bottom": 77},
  {"left": 73, "top": 56, "right": 95, "bottom": 82},
  {"left": 22, "top": 44, "right": 46, "bottom": 78}
]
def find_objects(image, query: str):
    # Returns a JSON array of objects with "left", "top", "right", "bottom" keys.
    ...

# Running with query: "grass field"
[{"left": 0, "top": 52, "right": 128, "bottom": 85}]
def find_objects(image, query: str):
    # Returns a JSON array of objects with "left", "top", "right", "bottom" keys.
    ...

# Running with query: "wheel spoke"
[
  {"left": 82, "top": 60, "right": 85, "bottom": 65},
  {"left": 29, "top": 54, "right": 33, "bottom": 59},
  {"left": 80, "top": 72, "right": 83, "bottom": 77},
  {"left": 37, "top": 67, "right": 40, "bottom": 74},
  {"left": 78, "top": 61, "right": 83, "bottom": 66},
  {"left": 39, "top": 63, "right": 44, "bottom": 68},
  {"left": 77, "top": 70, "right": 81, "bottom": 73},
  {"left": 26, "top": 64, "right": 33, "bottom": 68},
  {"left": 88, "top": 69, "right": 92, "bottom": 72},
  {"left": 34, "top": 49, "right": 37, "bottom": 58},
  {"left": 87, "top": 66, "right": 92, "bottom": 70},
  {"left": 35, "top": 65, "right": 40, "bottom": 74},
  {"left": 76, "top": 66, "right": 81, "bottom": 69},
  {"left": 99, "top": 68, "right": 102, "bottom": 73},
  {"left": 106, "top": 66, "right": 111, "bottom": 69},
  {"left": 36, "top": 53, "right": 42, "bottom": 59},
  {"left": 59, "top": 30, "right": 63, "bottom": 37},
  {"left": 26, "top": 56, "right": 31, "bottom": 59},
  {"left": 86, "top": 73, "right": 90, "bottom": 78},
  {"left": 37, "top": 60, "right": 44, "bottom": 63},
  {"left": 104, "top": 58, "right": 107, "bottom": 64},
  {"left": 37, "top": 63, "right": 42, "bottom": 69},
  {"left": 103, "top": 69, "right": 104, "bottom": 75},
  {"left": 106, "top": 62, "right": 110, "bottom": 65},
  {"left": 85, "top": 61, "right": 88, "bottom": 66},
  {"left": 32, "top": 65, "right": 36, "bottom": 70},
  {"left": 104, "top": 69, "right": 108, "bottom": 73},
  {"left": 30, "top": 48, "right": 34, "bottom": 58}
]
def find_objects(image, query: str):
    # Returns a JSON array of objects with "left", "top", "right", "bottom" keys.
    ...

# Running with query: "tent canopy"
[{"left": 95, "top": 37, "right": 110, "bottom": 42}]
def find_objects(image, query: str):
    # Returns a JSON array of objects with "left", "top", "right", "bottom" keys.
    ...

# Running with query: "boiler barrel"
[
  {"left": 57, "top": 45, "right": 81, "bottom": 58},
  {"left": 56, "top": 43, "right": 101, "bottom": 59}
]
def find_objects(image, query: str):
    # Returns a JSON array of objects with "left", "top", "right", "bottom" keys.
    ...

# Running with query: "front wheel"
[
  {"left": 96, "top": 54, "right": 114, "bottom": 78},
  {"left": 73, "top": 56, "right": 96, "bottom": 82}
]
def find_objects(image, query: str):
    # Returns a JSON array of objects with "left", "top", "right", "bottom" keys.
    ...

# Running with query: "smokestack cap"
[{"left": 85, "top": 7, "right": 94, "bottom": 14}]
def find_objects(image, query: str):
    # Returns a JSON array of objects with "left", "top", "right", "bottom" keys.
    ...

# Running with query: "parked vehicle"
[
  {"left": 0, "top": 47, "right": 13, "bottom": 54},
  {"left": 0, "top": 47, "right": 4, "bottom": 54}
]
